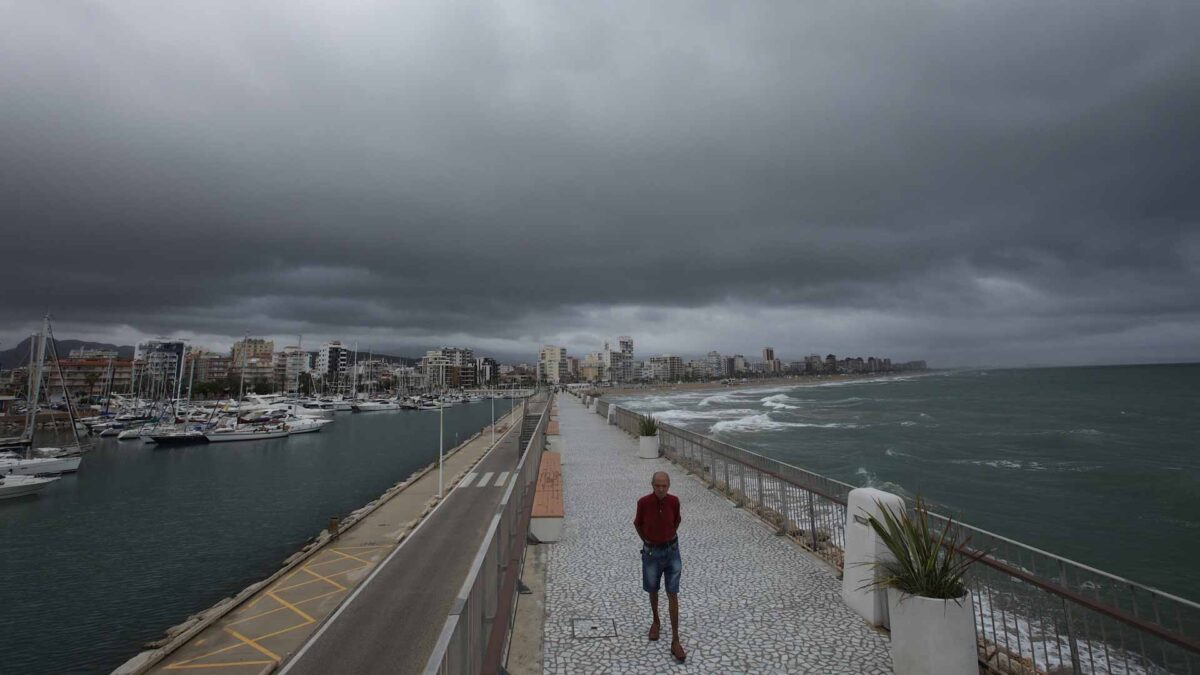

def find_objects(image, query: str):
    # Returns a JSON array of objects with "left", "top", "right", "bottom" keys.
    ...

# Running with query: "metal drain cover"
[{"left": 571, "top": 618, "right": 617, "bottom": 639}]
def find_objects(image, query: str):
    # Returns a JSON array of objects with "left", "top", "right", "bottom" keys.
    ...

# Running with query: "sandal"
[
  {"left": 648, "top": 623, "right": 660, "bottom": 641},
  {"left": 671, "top": 641, "right": 687, "bottom": 663}
]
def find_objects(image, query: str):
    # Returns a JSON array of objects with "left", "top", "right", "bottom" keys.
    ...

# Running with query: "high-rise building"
[
  {"left": 825, "top": 354, "right": 837, "bottom": 372},
  {"left": 762, "top": 347, "right": 775, "bottom": 363},
  {"left": 316, "top": 341, "right": 351, "bottom": 381},
  {"left": 136, "top": 338, "right": 186, "bottom": 384},
  {"left": 538, "top": 345, "right": 568, "bottom": 384},
  {"left": 440, "top": 347, "right": 476, "bottom": 388},
  {"left": 192, "top": 353, "right": 234, "bottom": 383},
  {"left": 476, "top": 357, "right": 499, "bottom": 386},
  {"left": 648, "top": 355, "right": 684, "bottom": 381},
  {"left": 421, "top": 350, "right": 451, "bottom": 389},
  {"left": 706, "top": 351, "right": 725, "bottom": 378},
  {"left": 232, "top": 338, "right": 274, "bottom": 366},
  {"left": 275, "top": 346, "right": 311, "bottom": 392},
  {"left": 733, "top": 354, "right": 747, "bottom": 373},
  {"left": 619, "top": 336, "right": 633, "bottom": 356}
]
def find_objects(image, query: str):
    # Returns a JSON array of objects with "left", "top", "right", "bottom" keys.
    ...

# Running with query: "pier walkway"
[
  {"left": 140, "top": 406, "right": 528, "bottom": 675},
  {"left": 541, "top": 395, "right": 892, "bottom": 673},
  {"left": 279, "top": 395, "right": 549, "bottom": 675}
]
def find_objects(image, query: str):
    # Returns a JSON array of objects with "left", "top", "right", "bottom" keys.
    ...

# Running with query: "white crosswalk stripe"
[
  {"left": 478, "top": 472, "right": 494, "bottom": 487},
  {"left": 458, "top": 472, "right": 477, "bottom": 489},
  {"left": 493, "top": 471, "right": 510, "bottom": 487}
]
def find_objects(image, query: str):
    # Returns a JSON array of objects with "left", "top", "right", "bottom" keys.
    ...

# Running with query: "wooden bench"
[{"left": 530, "top": 452, "right": 563, "bottom": 542}]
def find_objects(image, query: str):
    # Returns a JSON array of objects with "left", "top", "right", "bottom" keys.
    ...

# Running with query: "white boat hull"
[
  {"left": 286, "top": 419, "right": 334, "bottom": 434},
  {"left": 205, "top": 428, "right": 290, "bottom": 442},
  {"left": 0, "top": 474, "right": 59, "bottom": 500},
  {"left": 0, "top": 455, "right": 82, "bottom": 476}
]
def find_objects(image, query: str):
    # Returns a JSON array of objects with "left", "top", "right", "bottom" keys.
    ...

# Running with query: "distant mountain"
[
  {"left": 373, "top": 353, "right": 421, "bottom": 367},
  {"left": 0, "top": 337, "right": 134, "bottom": 370}
]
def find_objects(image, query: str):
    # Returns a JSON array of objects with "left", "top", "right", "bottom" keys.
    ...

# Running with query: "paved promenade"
[
  {"left": 141, "top": 407, "right": 524, "bottom": 675},
  {"left": 544, "top": 396, "right": 892, "bottom": 674}
]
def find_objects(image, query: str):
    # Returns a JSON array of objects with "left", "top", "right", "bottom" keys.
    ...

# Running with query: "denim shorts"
[{"left": 641, "top": 540, "right": 682, "bottom": 594}]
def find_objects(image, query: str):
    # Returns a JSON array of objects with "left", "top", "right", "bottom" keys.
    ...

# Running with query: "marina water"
[
  {"left": 615, "top": 364, "right": 1200, "bottom": 601},
  {"left": 1, "top": 400, "right": 505, "bottom": 674}
]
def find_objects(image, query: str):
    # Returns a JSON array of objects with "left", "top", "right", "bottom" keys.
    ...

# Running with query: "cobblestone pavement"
[{"left": 543, "top": 396, "right": 892, "bottom": 675}]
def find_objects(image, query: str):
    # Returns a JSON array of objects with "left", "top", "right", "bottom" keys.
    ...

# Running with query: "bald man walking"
[{"left": 634, "top": 471, "right": 686, "bottom": 663}]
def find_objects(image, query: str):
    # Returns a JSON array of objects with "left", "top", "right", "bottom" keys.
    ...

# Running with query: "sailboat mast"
[
  {"left": 23, "top": 329, "right": 47, "bottom": 449},
  {"left": 236, "top": 335, "right": 247, "bottom": 430},
  {"left": 352, "top": 342, "right": 359, "bottom": 399},
  {"left": 44, "top": 317, "right": 85, "bottom": 450}
]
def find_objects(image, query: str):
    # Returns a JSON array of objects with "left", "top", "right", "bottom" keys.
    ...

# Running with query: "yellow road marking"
[
  {"left": 298, "top": 565, "right": 348, "bottom": 592},
  {"left": 273, "top": 562, "right": 369, "bottom": 593},
  {"left": 164, "top": 660, "right": 274, "bottom": 670},
  {"left": 228, "top": 589, "right": 343, "bottom": 626},
  {"left": 329, "top": 548, "right": 377, "bottom": 565},
  {"left": 225, "top": 628, "right": 281, "bottom": 662},
  {"left": 266, "top": 590, "right": 317, "bottom": 624}
]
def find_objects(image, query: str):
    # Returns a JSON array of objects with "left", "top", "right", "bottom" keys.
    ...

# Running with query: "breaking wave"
[
  {"left": 760, "top": 394, "right": 801, "bottom": 410},
  {"left": 710, "top": 413, "right": 858, "bottom": 433},
  {"left": 698, "top": 393, "right": 740, "bottom": 407},
  {"left": 651, "top": 408, "right": 758, "bottom": 424}
]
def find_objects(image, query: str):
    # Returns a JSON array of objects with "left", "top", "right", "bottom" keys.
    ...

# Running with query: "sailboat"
[{"left": 1, "top": 317, "right": 84, "bottom": 477}]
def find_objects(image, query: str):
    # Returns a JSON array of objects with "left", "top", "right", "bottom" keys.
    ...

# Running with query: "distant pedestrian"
[{"left": 634, "top": 470, "right": 686, "bottom": 663}]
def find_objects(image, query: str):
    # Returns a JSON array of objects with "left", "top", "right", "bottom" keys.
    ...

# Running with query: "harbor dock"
[{"left": 115, "top": 406, "right": 527, "bottom": 674}]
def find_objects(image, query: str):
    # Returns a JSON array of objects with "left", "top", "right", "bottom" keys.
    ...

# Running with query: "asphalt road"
[{"left": 280, "top": 397, "right": 545, "bottom": 675}]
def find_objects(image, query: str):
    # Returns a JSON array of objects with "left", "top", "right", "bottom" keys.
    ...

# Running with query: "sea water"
[
  {"left": 615, "top": 364, "right": 1200, "bottom": 600},
  {"left": 0, "top": 401, "right": 504, "bottom": 674}
]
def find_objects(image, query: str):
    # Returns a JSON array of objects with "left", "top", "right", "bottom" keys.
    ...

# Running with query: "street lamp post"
[
  {"left": 438, "top": 402, "right": 444, "bottom": 498},
  {"left": 491, "top": 392, "right": 496, "bottom": 447}
]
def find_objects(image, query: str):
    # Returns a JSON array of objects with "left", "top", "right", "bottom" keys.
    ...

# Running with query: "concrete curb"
[{"left": 113, "top": 411, "right": 518, "bottom": 675}]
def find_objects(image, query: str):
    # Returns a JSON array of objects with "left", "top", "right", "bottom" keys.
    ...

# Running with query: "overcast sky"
[{"left": 2, "top": 1, "right": 1198, "bottom": 367}]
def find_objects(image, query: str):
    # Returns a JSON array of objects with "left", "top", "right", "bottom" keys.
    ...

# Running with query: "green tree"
[{"left": 83, "top": 371, "right": 101, "bottom": 403}]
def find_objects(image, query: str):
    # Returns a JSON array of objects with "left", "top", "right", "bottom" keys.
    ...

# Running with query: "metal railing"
[
  {"left": 423, "top": 393, "right": 551, "bottom": 675},
  {"left": 603, "top": 400, "right": 1200, "bottom": 674}
]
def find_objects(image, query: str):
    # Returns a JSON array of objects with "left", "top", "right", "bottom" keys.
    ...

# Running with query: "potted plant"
[
  {"left": 864, "top": 496, "right": 984, "bottom": 675},
  {"left": 636, "top": 415, "right": 659, "bottom": 458}
]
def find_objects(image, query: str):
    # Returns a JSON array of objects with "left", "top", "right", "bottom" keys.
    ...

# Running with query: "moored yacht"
[
  {"left": 0, "top": 453, "right": 82, "bottom": 476},
  {"left": 351, "top": 400, "right": 400, "bottom": 412},
  {"left": 0, "top": 474, "right": 59, "bottom": 500},
  {"left": 205, "top": 424, "right": 289, "bottom": 442},
  {"left": 285, "top": 418, "right": 334, "bottom": 434}
]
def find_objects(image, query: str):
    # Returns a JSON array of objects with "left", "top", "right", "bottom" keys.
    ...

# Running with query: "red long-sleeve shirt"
[{"left": 634, "top": 493, "right": 681, "bottom": 545}]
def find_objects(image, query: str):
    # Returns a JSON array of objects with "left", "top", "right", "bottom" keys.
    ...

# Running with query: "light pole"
[
  {"left": 491, "top": 392, "right": 496, "bottom": 447},
  {"left": 438, "top": 401, "right": 444, "bottom": 498}
]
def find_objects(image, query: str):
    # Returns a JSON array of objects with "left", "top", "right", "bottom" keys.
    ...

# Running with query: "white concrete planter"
[
  {"left": 638, "top": 434, "right": 659, "bottom": 459},
  {"left": 887, "top": 588, "right": 977, "bottom": 675},
  {"left": 607, "top": 408, "right": 616, "bottom": 425}
]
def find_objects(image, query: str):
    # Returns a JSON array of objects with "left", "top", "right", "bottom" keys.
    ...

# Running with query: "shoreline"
[{"left": 598, "top": 372, "right": 908, "bottom": 397}]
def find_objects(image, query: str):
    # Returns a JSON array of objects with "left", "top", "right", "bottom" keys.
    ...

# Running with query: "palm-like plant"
[
  {"left": 637, "top": 415, "right": 658, "bottom": 436},
  {"left": 865, "top": 496, "right": 985, "bottom": 600}
]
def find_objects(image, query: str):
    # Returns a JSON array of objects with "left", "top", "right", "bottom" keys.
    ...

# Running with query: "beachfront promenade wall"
[{"left": 586, "top": 391, "right": 1200, "bottom": 675}]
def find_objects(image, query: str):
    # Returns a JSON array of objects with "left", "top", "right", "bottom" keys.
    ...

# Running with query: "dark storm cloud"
[{"left": 1, "top": 1, "right": 1198, "bottom": 365}]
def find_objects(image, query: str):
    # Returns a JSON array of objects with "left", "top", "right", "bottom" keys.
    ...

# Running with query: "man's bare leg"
[
  {"left": 668, "top": 593, "right": 685, "bottom": 660},
  {"left": 648, "top": 592, "right": 661, "bottom": 640}
]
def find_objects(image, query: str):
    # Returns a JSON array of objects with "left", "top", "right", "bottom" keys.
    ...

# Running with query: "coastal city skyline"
[{"left": 0, "top": 331, "right": 924, "bottom": 399}]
